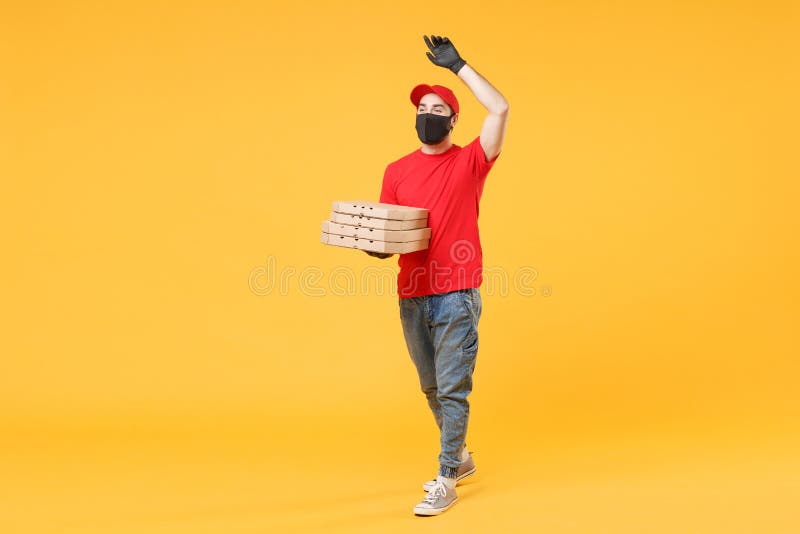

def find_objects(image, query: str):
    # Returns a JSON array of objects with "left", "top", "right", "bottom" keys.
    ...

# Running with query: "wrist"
[{"left": 449, "top": 59, "right": 467, "bottom": 75}]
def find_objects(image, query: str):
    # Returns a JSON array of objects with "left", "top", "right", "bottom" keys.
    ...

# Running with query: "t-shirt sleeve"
[
  {"left": 462, "top": 136, "right": 500, "bottom": 181},
  {"left": 379, "top": 164, "right": 397, "bottom": 204}
]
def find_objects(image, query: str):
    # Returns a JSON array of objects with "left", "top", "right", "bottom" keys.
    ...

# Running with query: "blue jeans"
[{"left": 398, "top": 287, "right": 482, "bottom": 479}]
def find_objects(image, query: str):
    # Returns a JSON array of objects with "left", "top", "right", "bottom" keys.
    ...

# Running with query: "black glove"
[
  {"left": 423, "top": 35, "right": 467, "bottom": 75},
  {"left": 364, "top": 250, "right": 393, "bottom": 259}
]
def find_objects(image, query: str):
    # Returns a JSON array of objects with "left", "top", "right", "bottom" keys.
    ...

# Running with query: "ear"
[{"left": 450, "top": 113, "right": 459, "bottom": 128}]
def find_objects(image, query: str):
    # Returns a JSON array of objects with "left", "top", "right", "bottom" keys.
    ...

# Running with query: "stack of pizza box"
[{"left": 320, "top": 201, "right": 431, "bottom": 254}]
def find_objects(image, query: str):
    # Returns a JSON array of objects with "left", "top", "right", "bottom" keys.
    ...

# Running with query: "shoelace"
[{"left": 423, "top": 481, "right": 447, "bottom": 504}]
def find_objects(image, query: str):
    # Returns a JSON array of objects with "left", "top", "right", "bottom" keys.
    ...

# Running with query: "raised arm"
[
  {"left": 458, "top": 65, "right": 509, "bottom": 161},
  {"left": 423, "top": 35, "right": 509, "bottom": 161}
]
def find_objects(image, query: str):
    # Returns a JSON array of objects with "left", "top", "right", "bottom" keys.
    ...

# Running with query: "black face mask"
[{"left": 415, "top": 112, "right": 454, "bottom": 145}]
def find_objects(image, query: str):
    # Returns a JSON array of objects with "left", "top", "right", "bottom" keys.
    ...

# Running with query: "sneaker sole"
[
  {"left": 413, "top": 496, "right": 458, "bottom": 516},
  {"left": 422, "top": 466, "right": 477, "bottom": 492}
]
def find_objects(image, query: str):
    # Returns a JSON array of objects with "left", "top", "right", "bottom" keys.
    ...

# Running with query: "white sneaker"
[{"left": 413, "top": 480, "right": 458, "bottom": 516}]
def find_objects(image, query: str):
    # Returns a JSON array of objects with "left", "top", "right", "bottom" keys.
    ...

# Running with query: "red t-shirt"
[{"left": 379, "top": 136, "right": 499, "bottom": 298}]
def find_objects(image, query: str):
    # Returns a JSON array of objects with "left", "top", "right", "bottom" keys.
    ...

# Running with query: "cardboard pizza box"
[
  {"left": 321, "top": 220, "right": 432, "bottom": 243},
  {"left": 332, "top": 201, "right": 428, "bottom": 221},
  {"left": 320, "top": 231, "right": 429, "bottom": 254},
  {"left": 329, "top": 211, "right": 428, "bottom": 231}
]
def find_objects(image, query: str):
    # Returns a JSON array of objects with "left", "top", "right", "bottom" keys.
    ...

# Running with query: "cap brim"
[{"left": 410, "top": 84, "right": 435, "bottom": 107}]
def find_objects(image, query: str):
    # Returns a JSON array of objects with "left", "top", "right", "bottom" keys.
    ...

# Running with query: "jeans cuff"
[{"left": 439, "top": 464, "right": 459, "bottom": 479}]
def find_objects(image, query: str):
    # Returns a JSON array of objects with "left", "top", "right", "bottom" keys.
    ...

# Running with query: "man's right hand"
[{"left": 364, "top": 250, "right": 394, "bottom": 259}]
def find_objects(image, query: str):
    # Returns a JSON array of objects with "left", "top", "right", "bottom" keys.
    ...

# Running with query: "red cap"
[{"left": 410, "top": 84, "right": 459, "bottom": 114}]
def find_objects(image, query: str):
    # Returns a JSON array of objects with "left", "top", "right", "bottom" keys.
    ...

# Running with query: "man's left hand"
[{"left": 423, "top": 35, "right": 467, "bottom": 75}]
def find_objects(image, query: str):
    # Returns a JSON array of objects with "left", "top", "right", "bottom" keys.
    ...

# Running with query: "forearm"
[{"left": 457, "top": 64, "right": 509, "bottom": 115}]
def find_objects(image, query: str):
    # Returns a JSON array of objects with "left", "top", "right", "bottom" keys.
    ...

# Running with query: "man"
[{"left": 366, "top": 35, "right": 509, "bottom": 516}]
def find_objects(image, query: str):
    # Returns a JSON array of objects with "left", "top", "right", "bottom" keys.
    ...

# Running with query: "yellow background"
[{"left": 2, "top": 0, "right": 798, "bottom": 532}]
